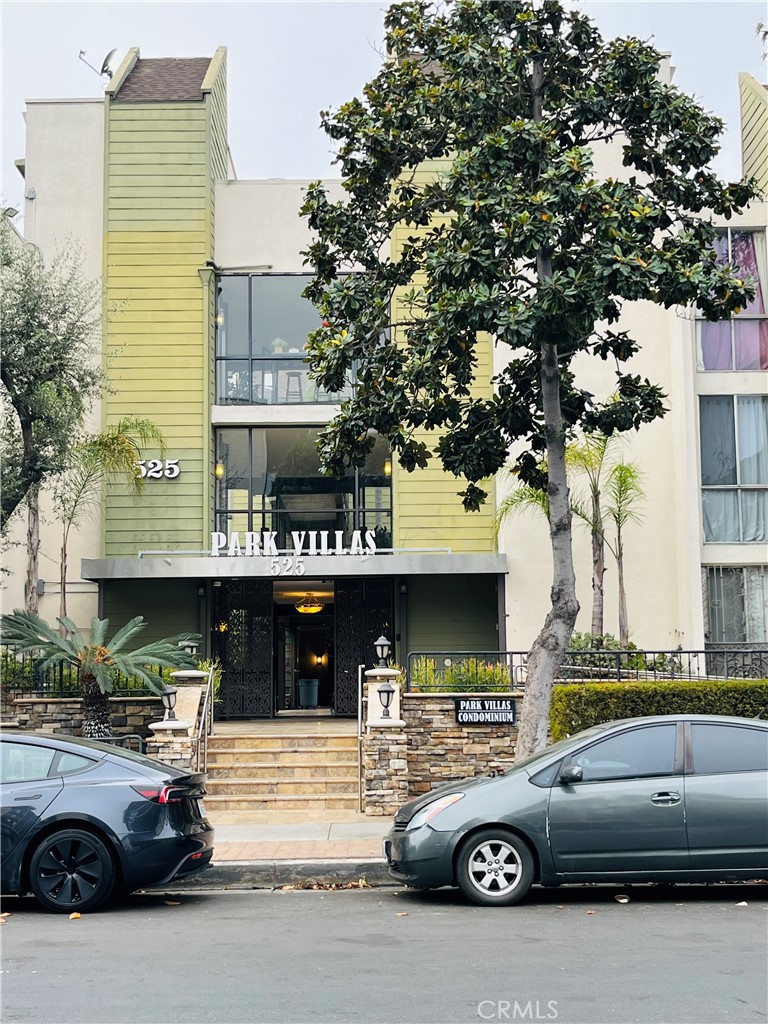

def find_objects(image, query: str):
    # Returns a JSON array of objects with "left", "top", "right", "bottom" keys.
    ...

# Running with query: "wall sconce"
[
  {"left": 216, "top": 621, "right": 228, "bottom": 633},
  {"left": 161, "top": 685, "right": 178, "bottom": 721},
  {"left": 384, "top": 458, "right": 392, "bottom": 477},
  {"left": 214, "top": 462, "right": 226, "bottom": 479},
  {"left": 377, "top": 680, "right": 395, "bottom": 719}
]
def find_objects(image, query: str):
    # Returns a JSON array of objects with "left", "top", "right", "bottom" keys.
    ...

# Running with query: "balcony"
[{"left": 216, "top": 358, "right": 353, "bottom": 407}]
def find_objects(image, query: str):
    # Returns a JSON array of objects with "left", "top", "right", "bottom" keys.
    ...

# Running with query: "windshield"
[{"left": 513, "top": 722, "right": 617, "bottom": 772}]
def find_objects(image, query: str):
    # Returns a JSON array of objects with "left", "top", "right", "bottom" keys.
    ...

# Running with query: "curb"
[{"left": 149, "top": 859, "right": 395, "bottom": 891}]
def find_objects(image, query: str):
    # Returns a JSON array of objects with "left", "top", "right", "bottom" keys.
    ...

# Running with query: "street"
[{"left": 1, "top": 884, "right": 766, "bottom": 1024}]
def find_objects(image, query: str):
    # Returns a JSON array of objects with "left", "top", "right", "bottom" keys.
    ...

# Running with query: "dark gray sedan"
[{"left": 384, "top": 714, "right": 768, "bottom": 906}]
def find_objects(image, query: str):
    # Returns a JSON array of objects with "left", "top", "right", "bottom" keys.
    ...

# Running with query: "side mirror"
[{"left": 559, "top": 764, "right": 583, "bottom": 785}]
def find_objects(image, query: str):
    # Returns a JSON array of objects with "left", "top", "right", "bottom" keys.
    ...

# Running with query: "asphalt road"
[{"left": 1, "top": 884, "right": 766, "bottom": 1024}]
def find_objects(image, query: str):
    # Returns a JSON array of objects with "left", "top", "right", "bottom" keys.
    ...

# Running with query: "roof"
[{"left": 113, "top": 57, "right": 212, "bottom": 102}]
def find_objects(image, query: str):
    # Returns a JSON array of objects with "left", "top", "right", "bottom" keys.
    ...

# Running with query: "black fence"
[
  {"left": 1, "top": 649, "right": 157, "bottom": 698},
  {"left": 406, "top": 647, "right": 768, "bottom": 692}
]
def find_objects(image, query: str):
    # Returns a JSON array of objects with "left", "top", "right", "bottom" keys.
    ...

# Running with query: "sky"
[{"left": 2, "top": 0, "right": 766, "bottom": 218}]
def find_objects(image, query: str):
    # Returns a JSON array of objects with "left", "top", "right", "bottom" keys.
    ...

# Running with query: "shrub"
[
  {"left": 550, "top": 678, "right": 768, "bottom": 741},
  {"left": 410, "top": 657, "right": 511, "bottom": 692}
]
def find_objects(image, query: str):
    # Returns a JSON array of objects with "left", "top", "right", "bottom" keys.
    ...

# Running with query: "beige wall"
[{"left": 3, "top": 99, "right": 104, "bottom": 628}]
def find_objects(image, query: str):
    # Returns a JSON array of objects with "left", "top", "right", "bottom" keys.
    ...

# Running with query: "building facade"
[{"left": 5, "top": 48, "right": 767, "bottom": 718}]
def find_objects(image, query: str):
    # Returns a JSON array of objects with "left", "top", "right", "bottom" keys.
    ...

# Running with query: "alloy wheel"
[{"left": 467, "top": 839, "right": 523, "bottom": 897}]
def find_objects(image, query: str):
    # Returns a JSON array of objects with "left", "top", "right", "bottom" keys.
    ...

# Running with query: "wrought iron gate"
[
  {"left": 213, "top": 579, "right": 274, "bottom": 718},
  {"left": 334, "top": 578, "right": 394, "bottom": 716}
]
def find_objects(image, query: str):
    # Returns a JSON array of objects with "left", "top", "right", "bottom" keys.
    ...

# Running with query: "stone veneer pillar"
[{"left": 362, "top": 667, "right": 409, "bottom": 816}]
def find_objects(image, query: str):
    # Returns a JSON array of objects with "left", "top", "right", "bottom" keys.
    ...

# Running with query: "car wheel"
[
  {"left": 456, "top": 829, "right": 534, "bottom": 907},
  {"left": 29, "top": 829, "right": 115, "bottom": 913}
]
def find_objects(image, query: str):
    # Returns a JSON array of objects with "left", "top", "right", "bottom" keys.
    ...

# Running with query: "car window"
[
  {"left": 54, "top": 751, "right": 97, "bottom": 776},
  {"left": 691, "top": 724, "right": 768, "bottom": 775},
  {"left": 568, "top": 725, "right": 677, "bottom": 782},
  {"left": 0, "top": 742, "right": 56, "bottom": 783}
]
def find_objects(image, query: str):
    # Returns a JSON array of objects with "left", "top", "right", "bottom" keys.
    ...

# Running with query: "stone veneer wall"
[
  {"left": 11, "top": 696, "right": 163, "bottom": 737},
  {"left": 362, "top": 692, "right": 519, "bottom": 815}
]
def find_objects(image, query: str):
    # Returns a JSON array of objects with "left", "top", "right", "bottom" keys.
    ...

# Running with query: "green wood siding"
[
  {"left": 406, "top": 575, "right": 499, "bottom": 652},
  {"left": 102, "top": 54, "right": 227, "bottom": 557},
  {"left": 104, "top": 580, "right": 199, "bottom": 647},
  {"left": 740, "top": 74, "right": 768, "bottom": 194}
]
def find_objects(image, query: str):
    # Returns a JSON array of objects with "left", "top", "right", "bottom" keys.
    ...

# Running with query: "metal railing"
[
  {"left": 0, "top": 650, "right": 156, "bottom": 698},
  {"left": 194, "top": 665, "right": 216, "bottom": 773},
  {"left": 406, "top": 648, "right": 768, "bottom": 692}
]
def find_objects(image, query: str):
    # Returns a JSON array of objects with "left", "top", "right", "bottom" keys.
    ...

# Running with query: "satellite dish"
[{"left": 100, "top": 48, "right": 117, "bottom": 79}]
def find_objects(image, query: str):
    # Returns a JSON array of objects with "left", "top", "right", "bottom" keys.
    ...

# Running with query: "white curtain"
[
  {"left": 745, "top": 568, "right": 768, "bottom": 643},
  {"left": 702, "top": 490, "right": 739, "bottom": 543}
]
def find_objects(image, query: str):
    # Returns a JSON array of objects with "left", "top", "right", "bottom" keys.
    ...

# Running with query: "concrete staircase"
[{"left": 204, "top": 731, "right": 360, "bottom": 813}]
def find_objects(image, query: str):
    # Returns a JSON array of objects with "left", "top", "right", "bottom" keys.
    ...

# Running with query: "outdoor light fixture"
[
  {"left": 160, "top": 685, "right": 178, "bottom": 721},
  {"left": 377, "top": 680, "right": 395, "bottom": 719},
  {"left": 214, "top": 462, "right": 226, "bottom": 479},
  {"left": 374, "top": 635, "right": 391, "bottom": 667},
  {"left": 216, "top": 621, "right": 229, "bottom": 633},
  {"left": 384, "top": 458, "right": 392, "bottom": 477},
  {"left": 295, "top": 593, "right": 324, "bottom": 615}
]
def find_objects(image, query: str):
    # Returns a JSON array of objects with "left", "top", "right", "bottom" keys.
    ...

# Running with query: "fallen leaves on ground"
[
  {"left": 396, "top": 912, "right": 409, "bottom": 917},
  {"left": 69, "top": 912, "right": 81, "bottom": 920},
  {"left": 585, "top": 910, "right": 595, "bottom": 915},
  {"left": 614, "top": 895, "right": 630, "bottom": 904},
  {"left": 280, "top": 878, "right": 374, "bottom": 891},
  {"left": 164, "top": 900, "right": 182, "bottom": 906}
]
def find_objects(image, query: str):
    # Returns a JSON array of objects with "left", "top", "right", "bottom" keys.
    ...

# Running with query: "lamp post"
[
  {"left": 160, "top": 685, "right": 178, "bottom": 722},
  {"left": 374, "top": 635, "right": 391, "bottom": 668},
  {"left": 377, "top": 679, "right": 395, "bottom": 719}
]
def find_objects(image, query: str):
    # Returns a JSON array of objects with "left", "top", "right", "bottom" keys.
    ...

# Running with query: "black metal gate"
[
  {"left": 334, "top": 578, "right": 394, "bottom": 716},
  {"left": 213, "top": 579, "right": 274, "bottom": 718}
]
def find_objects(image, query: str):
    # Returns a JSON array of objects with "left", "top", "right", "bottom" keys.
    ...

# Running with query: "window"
[
  {"left": 55, "top": 752, "right": 96, "bottom": 775},
  {"left": 215, "top": 427, "right": 392, "bottom": 549},
  {"left": 1, "top": 742, "right": 56, "bottom": 783},
  {"left": 567, "top": 725, "right": 677, "bottom": 781},
  {"left": 697, "top": 229, "right": 768, "bottom": 371},
  {"left": 700, "top": 395, "right": 768, "bottom": 542},
  {"left": 691, "top": 724, "right": 768, "bottom": 774},
  {"left": 215, "top": 274, "right": 354, "bottom": 406},
  {"left": 704, "top": 565, "right": 768, "bottom": 643}
]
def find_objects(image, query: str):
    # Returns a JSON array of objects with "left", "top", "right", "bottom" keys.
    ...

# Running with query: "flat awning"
[{"left": 81, "top": 552, "right": 508, "bottom": 581}]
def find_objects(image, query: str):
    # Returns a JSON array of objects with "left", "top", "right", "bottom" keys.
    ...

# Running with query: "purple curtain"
[{"left": 732, "top": 232, "right": 768, "bottom": 370}]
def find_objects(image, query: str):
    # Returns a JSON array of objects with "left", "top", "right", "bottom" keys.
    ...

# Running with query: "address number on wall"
[
  {"left": 137, "top": 459, "right": 181, "bottom": 480},
  {"left": 270, "top": 556, "right": 306, "bottom": 576}
]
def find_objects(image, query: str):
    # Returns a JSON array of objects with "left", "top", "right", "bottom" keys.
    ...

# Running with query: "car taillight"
[{"left": 131, "top": 785, "right": 182, "bottom": 804}]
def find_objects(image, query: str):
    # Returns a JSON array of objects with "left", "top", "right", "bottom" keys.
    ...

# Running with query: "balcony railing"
[{"left": 215, "top": 358, "right": 353, "bottom": 406}]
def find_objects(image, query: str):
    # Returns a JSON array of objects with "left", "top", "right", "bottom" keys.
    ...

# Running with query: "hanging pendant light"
[{"left": 295, "top": 593, "right": 324, "bottom": 615}]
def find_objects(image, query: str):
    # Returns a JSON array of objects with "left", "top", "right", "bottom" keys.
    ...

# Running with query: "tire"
[
  {"left": 29, "top": 829, "right": 116, "bottom": 914},
  {"left": 456, "top": 829, "right": 534, "bottom": 907}
]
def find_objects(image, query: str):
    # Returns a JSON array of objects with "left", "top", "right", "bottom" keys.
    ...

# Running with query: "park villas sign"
[{"left": 210, "top": 529, "right": 378, "bottom": 576}]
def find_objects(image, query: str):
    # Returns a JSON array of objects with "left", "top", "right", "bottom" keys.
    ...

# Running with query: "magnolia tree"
[{"left": 301, "top": 0, "right": 757, "bottom": 757}]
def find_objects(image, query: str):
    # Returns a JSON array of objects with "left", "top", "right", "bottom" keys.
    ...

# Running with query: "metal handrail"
[{"left": 194, "top": 666, "right": 215, "bottom": 773}]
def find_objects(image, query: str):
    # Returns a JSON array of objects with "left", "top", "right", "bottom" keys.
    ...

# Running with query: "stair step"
[
  {"left": 206, "top": 778, "right": 358, "bottom": 795},
  {"left": 207, "top": 737, "right": 357, "bottom": 752},
  {"left": 207, "top": 749, "right": 357, "bottom": 766},
  {"left": 208, "top": 763, "right": 357, "bottom": 780},
  {"left": 204, "top": 793, "right": 358, "bottom": 811}
]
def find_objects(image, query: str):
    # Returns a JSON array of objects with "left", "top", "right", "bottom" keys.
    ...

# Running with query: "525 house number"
[{"left": 137, "top": 459, "right": 180, "bottom": 480}]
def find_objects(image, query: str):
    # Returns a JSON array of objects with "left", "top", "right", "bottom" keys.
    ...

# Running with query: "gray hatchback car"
[{"left": 384, "top": 715, "right": 768, "bottom": 906}]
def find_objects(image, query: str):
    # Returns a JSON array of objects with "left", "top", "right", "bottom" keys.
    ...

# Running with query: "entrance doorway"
[{"left": 274, "top": 582, "right": 335, "bottom": 714}]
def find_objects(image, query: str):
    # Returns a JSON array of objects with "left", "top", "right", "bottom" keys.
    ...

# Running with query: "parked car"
[
  {"left": 1, "top": 732, "right": 214, "bottom": 912},
  {"left": 384, "top": 715, "right": 768, "bottom": 906}
]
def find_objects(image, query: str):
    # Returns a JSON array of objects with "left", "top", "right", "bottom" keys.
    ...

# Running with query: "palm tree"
[
  {"left": 54, "top": 417, "right": 165, "bottom": 624},
  {"left": 602, "top": 462, "right": 644, "bottom": 648},
  {"left": 0, "top": 612, "right": 201, "bottom": 738}
]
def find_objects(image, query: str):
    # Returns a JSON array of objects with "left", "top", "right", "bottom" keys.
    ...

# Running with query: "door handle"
[
  {"left": 651, "top": 791, "right": 681, "bottom": 805},
  {"left": 15, "top": 794, "right": 42, "bottom": 801}
]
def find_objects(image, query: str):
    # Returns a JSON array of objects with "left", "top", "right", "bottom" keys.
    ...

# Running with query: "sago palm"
[{"left": 0, "top": 612, "right": 200, "bottom": 738}]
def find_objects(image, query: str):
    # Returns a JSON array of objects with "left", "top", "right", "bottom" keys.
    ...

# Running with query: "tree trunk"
[
  {"left": 515, "top": 58, "right": 580, "bottom": 760},
  {"left": 24, "top": 485, "right": 40, "bottom": 614},
  {"left": 616, "top": 534, "right": 629, "bottom": 647},
  {"left": 80, "top": 673, "right": 112, "bottom": 739},
  {"left": 590, "top": 493, "right": 605, "bottom": 638},
  {"left": 59, "top": 535, "right": 68, "bottom": 629}
]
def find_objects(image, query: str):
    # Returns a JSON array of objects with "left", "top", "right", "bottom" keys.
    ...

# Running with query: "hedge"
[{"left": 549, "top": 678, "right": 768, "bottom": 741}]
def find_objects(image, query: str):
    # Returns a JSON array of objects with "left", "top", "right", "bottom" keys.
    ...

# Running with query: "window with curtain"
[
  {"left": 705, "top": 565, "right": 768, "bottom": 643},
  {"left": 700, "top": 395, "right": 768, "bottom": 543},
  {"left": 696, "top": 229, "right": 768, "bottom": 372}
]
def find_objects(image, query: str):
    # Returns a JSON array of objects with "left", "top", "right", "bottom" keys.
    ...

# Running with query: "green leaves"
[{"left": 300, "top": 0, "right": 757, "bottom": 509}]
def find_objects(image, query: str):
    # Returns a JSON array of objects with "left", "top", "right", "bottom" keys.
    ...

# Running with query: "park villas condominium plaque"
[{"left": 454, "top": 697, "right": 516, "bottom": 725}]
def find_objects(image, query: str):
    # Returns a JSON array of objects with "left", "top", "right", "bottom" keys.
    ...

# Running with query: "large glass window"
[
  {"left": 705, "top": 565, "right": 768, "bottom": 643},
  {"left": 697, "top": 229, "right": 768, "bottom": 372},
  {"left": 700, "top": 395, "right": 768, "bottom": 542},
  {"left": 215, "top": 428, "right": 392, "bottom": 549},
  {"left": 215, "top": 275, "right": 354, "bottom": 405}
]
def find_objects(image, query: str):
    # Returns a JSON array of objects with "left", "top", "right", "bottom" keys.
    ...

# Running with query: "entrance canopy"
[{"left": 81, "top": 552, "right": 508, "bottom": 581}]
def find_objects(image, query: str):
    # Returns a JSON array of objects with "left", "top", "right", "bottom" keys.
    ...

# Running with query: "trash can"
[{"left": 298, "top": 678, "right": 319, "bottom": 709}]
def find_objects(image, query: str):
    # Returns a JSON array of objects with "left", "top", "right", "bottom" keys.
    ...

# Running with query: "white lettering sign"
[
  {"left": 137, "top": 459, "right": 181, "bottom": 479},
  {"left": 210, "top": 529, "right": 377, "bottom": 562}
]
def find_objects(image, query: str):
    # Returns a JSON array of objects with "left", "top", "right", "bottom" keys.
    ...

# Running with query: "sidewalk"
[{"left": 154, "top": 815, "right": 395, "bottom": 891}]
